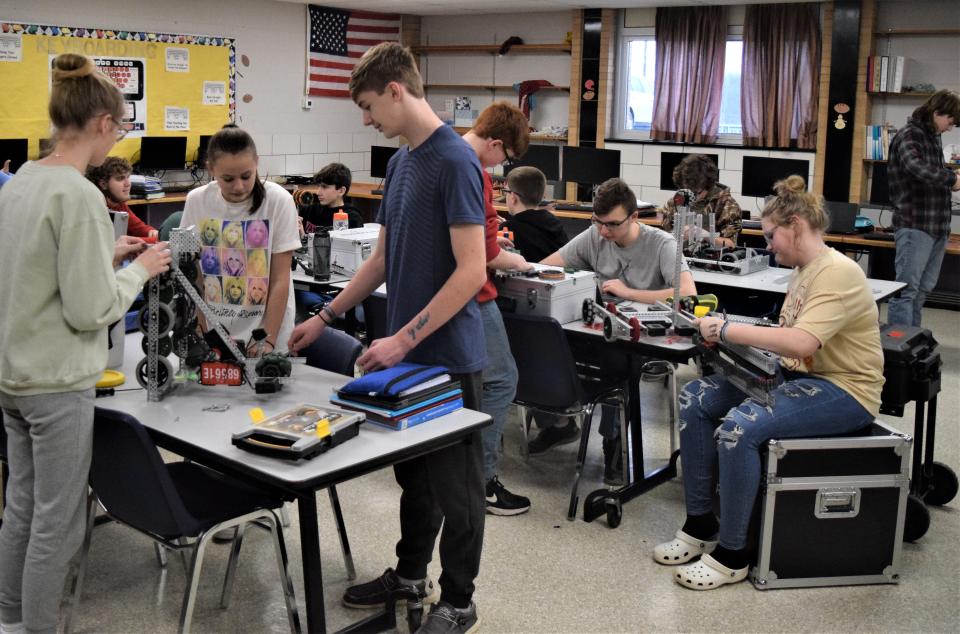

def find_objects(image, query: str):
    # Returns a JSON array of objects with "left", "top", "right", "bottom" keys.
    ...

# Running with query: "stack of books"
[
  {"left": 865, "top": 124, "right": 897, "bottom": 161},
  {"left": 866, "top": 55, "right": 907, "bottom": 93},
  {"left": 130, "top": 174, "right": 165, "bottom": 200},
  {"left": 331, "top": 363, "right": 463, "bottom": 430}
]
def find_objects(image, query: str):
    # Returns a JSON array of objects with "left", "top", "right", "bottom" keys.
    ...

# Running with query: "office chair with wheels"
[
  {"left": 65, "top": 407, "right": 300, "bottom": 634},
  {"left": 502, "top": 312, "right": 629, "bottom": 520}
]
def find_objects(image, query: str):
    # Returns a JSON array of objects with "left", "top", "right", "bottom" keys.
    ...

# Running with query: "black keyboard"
[
  {"left": 554, "top": 202, "right": 593, "bottom": 212},
  {"left": 862, "top": 231, "right": 895, "bottom": 242},
  {"left": 371, "top": 189, "right": 383, "bottom": 196}
]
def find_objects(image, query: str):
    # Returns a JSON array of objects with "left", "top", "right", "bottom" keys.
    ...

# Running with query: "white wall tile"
[
  {"left": 353, "top": 131, "right": 379, "bottom": 153},
  {"left": 719, "top": 170, "right": 742, "bottom": 193},
  {"left": 641, "top": 144, "right": 669, "bottom": 166},
  {"left": 312, "top": 153, "right": 340, "bottom": 172},
  {"left": 272, "top": 134, "right": 300, "bottom": 155},
  {"left": 640, "top": 186, "right": 666, "bottom": 207},
  {"left": 622, "top": 163, "right": 661, "bottom": 188},
  {"left": 286, "top": 154, "right": 314, "bottom": 176},
  {"left": 328, "top": 133, "right": 353, "bottom": 153},
  {"left": 339, "top": 152, "right": 365, "bottom": 172},
  {"left": 724, "top": 149, "right": 770, "bottom": 172},
  {"left": 300, "top": 134, "right": 328, "bottom": 154},
  {"left": 607, "top": 142, "right": 643, "bottom": 165},
  {"left": 251, "top": 134, "right": 272, "bottom": 156},
  {"left": 259, "top": 155, "right": 286, "bottom": 177}
]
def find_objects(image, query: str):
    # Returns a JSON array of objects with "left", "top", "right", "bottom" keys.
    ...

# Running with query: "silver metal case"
[
  {"left": 330, "top": 225, "right": 379, "bottom": 277},
  {"left": 495, "top": 265, "right": 597, "bottom": 325},
  {"left": 750, "top": 419, "right": 911, "bottom": 590}
]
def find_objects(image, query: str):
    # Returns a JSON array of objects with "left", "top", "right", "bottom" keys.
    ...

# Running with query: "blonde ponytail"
[
  {"left": 761, "top": 175, "right": 828, "bottom": 232},
  {"left": 48, "top": 53, "right": 125, "bottom": 132}
]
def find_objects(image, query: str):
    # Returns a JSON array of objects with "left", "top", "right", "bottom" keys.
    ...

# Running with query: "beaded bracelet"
[{"left": 719, "top": 321, "right": 730, "bottom": 343}]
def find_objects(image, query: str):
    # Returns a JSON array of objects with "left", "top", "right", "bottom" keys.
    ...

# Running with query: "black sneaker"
[
  {"left": 485, "top": 476, "right": 531, "bottom": 516},
  {"left": 641, "top": 360, "right": 671, "bottom": 383},
  {"left": 342, "top": 568, "right": 437, "bottom": 609},
  {"left": 603, "top": 437, "right": 624, "bottom": 486},
  {"left": 527, "top": 420, "right": 580, "bottom": 454},
  {"left": 415, "top": 601, "right": 480, "bottom": 634}
]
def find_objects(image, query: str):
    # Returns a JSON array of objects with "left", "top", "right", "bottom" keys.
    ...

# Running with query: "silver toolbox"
[
  {"left": 495, "top": 264, "right": 597, "bottom": 325},
  {"left": 751, "top": 420, "right": 911, "bottom": 590},
  {"left": 330, "top": 225, "right": 380, "bottom": 277}
]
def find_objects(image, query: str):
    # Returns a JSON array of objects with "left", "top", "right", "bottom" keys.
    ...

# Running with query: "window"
[{"left": 615, "top": 35, "right": 745, "bottom": 141}]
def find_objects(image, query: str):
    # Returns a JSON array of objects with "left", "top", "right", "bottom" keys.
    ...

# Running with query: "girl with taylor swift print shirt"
[{"left": 180, "top": 124, "right": 300, "bottom": 354}]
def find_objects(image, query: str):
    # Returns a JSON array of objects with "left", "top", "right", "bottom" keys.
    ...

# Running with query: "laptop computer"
[{"left": 824, "top": 201, "right": 858, "bottom": 234}]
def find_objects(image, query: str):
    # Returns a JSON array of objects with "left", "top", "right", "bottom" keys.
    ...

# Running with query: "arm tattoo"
[{"left": 406, "top": 311, "right": 430, "bottom": 341}]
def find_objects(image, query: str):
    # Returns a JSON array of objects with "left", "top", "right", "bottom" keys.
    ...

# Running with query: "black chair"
[
  {"left": 362, "top": 294, "right": 389, "bottom": 344},
  {"left": 65, "top": 407, "right": 300, "bottom": 634},
  {"left": 502, "top": 312, "right": 629, "bottom": 520},
  {"left": 302, "top": 325, "right": 363, "bottom": 579}
]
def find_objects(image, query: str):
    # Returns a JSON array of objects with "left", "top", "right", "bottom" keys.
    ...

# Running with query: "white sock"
[{"left": 0, "top": 622, "right": 26, "bottom": 634}]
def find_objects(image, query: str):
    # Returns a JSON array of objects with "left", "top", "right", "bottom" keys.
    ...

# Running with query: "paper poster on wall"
[
  {"left": 202, "top": 81, "right": 226, "bottom": 105},
  {"left": 165, "top": 106, "right": 190, "bottom": 131},
  {"left": 51, "top": 56, "right": 147, "bottom": 136},
  {"left": 0, "top": 33, "right": 22, "bottom": 62},
  {"left": 165, "top": 47, "right": 189, "bottom": 72}
]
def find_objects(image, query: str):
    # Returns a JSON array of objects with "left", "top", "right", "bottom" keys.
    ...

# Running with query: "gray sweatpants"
[{"left": 0, "top": 389, "right": 94, "bottom": 634}]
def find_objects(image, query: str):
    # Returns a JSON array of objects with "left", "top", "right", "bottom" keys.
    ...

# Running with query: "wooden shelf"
[
  {"left": 411, "top": 43, "right": 571, "bottom": 55},
  {"left": 863, "top": 159, "right": 888, "bottom": 164},
  {"left": 425, "top": 83, "right": 569, "bottom": 92},
  {"left": 873, "top": 28, "right": 960, "bottom": 36},
  {"left": 868, "top": 91, "right": 935, "bottom": 98}
]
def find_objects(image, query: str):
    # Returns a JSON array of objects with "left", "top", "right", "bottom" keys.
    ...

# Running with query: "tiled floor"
[{"left": 35, "top": 307, "right": 960, "bottom": 632}]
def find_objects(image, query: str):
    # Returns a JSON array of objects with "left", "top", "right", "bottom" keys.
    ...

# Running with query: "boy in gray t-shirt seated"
[{"left": 536, "top": 178, "right": 697, "bottom": 484}]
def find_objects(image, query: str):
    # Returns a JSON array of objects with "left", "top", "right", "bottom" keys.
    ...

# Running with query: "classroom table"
[
  {"left": 690, "top": 266, "right": 905, "bottom": 301},
  {"left": 104, "top": 334, "right": 491, "bottom": 633},
  {"left": 561, "top": 303, "right": 699, "bottom": 526}
]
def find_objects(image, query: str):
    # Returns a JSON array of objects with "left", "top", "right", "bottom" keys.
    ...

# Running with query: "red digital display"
[{"left": 199, "top": 362, "right": 243, "bottom": 386}]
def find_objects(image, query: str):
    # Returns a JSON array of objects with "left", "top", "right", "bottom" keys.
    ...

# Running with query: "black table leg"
[{"left": 298, "top": 492, "right": 326, "bottom": 634}]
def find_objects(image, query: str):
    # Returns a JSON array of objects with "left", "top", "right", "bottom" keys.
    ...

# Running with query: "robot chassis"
[
  {"left": 137, "top": 226, "right": 291, "bottom": 401},
  {"left": 672, "top": 189, "right": 769, "bottom": 276}
]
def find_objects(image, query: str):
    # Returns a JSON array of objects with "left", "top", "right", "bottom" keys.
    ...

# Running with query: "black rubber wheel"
[
  {"left": 602, "top": 315, "right": 616, "bottom": 342},
  {"left": 719, "top": 252, "right": 741, "bottom": 274},
  {"left": 605, "top": 499, "right": 622, "bottom": 529},
  {"left": 924, "top": 461, "right": 959, "bottom": 506},
  {"left": 134, "top": 356, "right": 174, "bottom": 393},
  {"left": 903, "top": 494, "right": 930, "bottom": 542},
  {"left": 141, "top": 334, "right": 173, "bottom": 358},
  {"left": 138, "top": 303, "right": 175, "bottom": 337},
  {"left": 582, "top": 298, "right": 595, "bottom": 324}
]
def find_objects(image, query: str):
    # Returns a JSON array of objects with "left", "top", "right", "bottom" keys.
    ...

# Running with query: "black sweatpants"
[{"left": 393, "top": 371, "right": 485, "bottom": 609}]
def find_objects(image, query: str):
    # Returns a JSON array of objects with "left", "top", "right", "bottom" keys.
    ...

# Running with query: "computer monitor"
[
  {"left": 196, "top": 134, "right": 213, "bottom": 166},
  {"left": 824, "top": 201, "right": 859, "bottom": 234},
  {"left": 370, "top": 145, "right": 399, "bottom": 179},
  {"left": 139, "top": 136, "right": 187, "bottom": 171},
  {"left": 505, "top": 144, "right": 561, "bottom": 182},
  {"left": 659, "top": 151, "right": 719, "bottom": 190},
  {"left": 561, "top": 146, "right": 621, "bottom": 187},
  {"left": 741, "top": 156, "right": 810, "bottom": 198},
  {"left": 869, "top": 162, "right": 891, "bottom": 206},
  {"left": 0, "top": 138, "right": 28, "bottom": 173}
]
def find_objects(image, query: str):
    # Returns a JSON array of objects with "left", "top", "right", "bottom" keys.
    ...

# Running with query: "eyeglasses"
[
  {"left": 501, "top": 188, "right": 514, "bottom": 196},
  {"left": 106, "top": 114, "right": 132, "bottom": 140},
  {"left": 591, "top": 215, "right": 633, "bottom": 229},
  {"left": 495, "top": 140, "right": 516, "bottom": 167},
  {"left": 763, "top": 226, "right": 780, "bottom": 244}
]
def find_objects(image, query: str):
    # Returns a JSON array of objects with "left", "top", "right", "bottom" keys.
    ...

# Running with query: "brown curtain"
[
  {"left": 741, "top": 3, "right": 821, "bottom": 149},
  {"left": 650, "top": 6, "right": 727, "bottom": 145}
]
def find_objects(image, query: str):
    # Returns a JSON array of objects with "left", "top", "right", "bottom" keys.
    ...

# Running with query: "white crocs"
[
  {"left": 652, "top": 530, "right": 717, "bottom": 565},
  {"left": 674, "top": 554, "right": 748, "bottom": 590}
]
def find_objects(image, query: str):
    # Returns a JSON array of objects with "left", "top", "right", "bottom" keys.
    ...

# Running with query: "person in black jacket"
[{"left": 501, "top": 166, "right": 568, "bottom": 262}]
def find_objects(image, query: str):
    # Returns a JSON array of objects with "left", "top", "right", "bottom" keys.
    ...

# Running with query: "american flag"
[{"left": 307, "top": 4, "right": 401, "bottom": 98}]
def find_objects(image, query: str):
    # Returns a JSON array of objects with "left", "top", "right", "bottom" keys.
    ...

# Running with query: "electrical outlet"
[{"left": 302, "top": 96, "right": 314, "bottom": 110}]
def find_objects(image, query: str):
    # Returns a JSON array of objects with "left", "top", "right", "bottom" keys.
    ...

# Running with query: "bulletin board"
[{"left": 0, "top": 21, "right": 236, "bottom": 165}]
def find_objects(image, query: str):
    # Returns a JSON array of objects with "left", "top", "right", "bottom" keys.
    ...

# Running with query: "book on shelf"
[
  {"left": 879, "top": 56, "right": 889, "bottom": 92},
  {"left": 891, "top": 56, "right": 905, "bottom": 93},
  {"left": 864, "top": 124, "right": 897, "bottom": 161}
]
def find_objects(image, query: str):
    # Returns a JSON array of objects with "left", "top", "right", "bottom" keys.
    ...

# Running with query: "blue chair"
[
  {"left": 66, "top": 407, "right": 300, "bottom": 634},
  {"left": 502, "top": 312, "right": 629, "bottom": 520},
  {"left": 304, "top": 325, "right": 363, "bottom": 375}
]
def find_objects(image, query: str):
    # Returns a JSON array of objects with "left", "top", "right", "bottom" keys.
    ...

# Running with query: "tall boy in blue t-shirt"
[{"left": 287, "top": 43, "right": 488, "bottom": 632}]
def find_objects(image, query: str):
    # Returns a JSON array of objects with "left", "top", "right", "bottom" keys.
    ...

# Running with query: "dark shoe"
[
  {"left": 527, "top": 420, "right": 580, "bottom": 454},
  {"left": 343, "top": 568, "right": 436, "bottom": 609},
  {"left": 603, "top": 437, "right": 624, "bottom": 486},
  {"left": 485, "top": 476, "right": 531, "bottom": 516},
  {"left": 415, "top": 601, "right": 480, "bottom": 634}
]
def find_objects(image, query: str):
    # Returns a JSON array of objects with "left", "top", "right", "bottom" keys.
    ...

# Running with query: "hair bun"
[
  {"left": 51, "top": 54, "right": 96, "bottom": 83},
  {"left": 774, "top": 174, "right": 807, "bottom": 197}
]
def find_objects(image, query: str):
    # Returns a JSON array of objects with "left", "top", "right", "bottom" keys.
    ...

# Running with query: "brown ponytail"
[
  {"left": 49, "top": 54, "right": 125, "bottom": 132},
  {"left": 761, "top": 175, "right": 828, "bottom": 233}
]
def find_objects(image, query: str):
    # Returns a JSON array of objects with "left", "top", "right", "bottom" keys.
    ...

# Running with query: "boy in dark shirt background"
[
  {"left": 501, "top": 166, "right": 568, "bottom": 262},
  {"left": 297, "top": 162, "right": 363, "bottom": 234}
]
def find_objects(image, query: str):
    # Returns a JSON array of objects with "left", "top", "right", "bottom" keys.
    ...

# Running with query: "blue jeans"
[
  {"left": 887, "top": 228, "right": 947, "bottom": 327},
  {"left": 679, "top": 370, "right": 873, "bottom": 550},
  {"left": 479, "top": 301, "right": 518, "bottom": 482}
]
